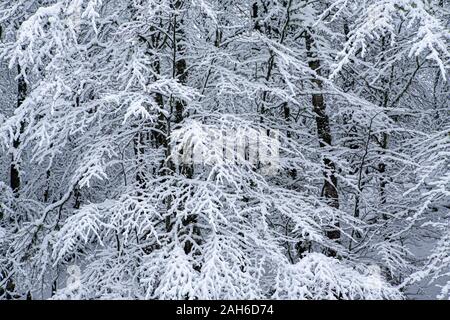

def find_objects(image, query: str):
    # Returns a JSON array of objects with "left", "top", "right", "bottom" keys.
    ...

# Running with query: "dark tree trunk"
[
  {"left": 169, "top": 1, "right": 198, "bottom": 256},
  {"left": 134, "top": 132, "right": 146, "bottom": 189},
  {"left": 305, "top": 30, "right": 340, "bottom": 256},
  {"left": 172, "top": 0, "right": 187, "bottom": 127},
  {"left": 252, "top": 1, "right": 261, "bottom": 32},
  {"left": 10, "top": 66, "right": 27, "bottom": 195}
]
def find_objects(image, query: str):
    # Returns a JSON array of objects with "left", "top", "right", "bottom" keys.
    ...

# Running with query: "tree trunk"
[
  {"left": 10, "top": 65, "right": 27, "bottom": 195},
  {"left": 170, "top": 0, "right": 198, "bottom": 256},
  {"left": 305, "top": 29, "right": 340, "bottom": 256}
]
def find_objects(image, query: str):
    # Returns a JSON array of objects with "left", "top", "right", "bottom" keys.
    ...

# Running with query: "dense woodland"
[{"left": 0, "top": 0, "right": 449, "bottom": 300}]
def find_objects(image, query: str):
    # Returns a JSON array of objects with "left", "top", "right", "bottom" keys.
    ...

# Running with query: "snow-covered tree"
[{"left": 0, "top": 0, "right": 448, "bottom": 300}]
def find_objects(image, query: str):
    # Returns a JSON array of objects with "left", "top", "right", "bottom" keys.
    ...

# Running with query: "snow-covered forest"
[{"left": 0, "top": 0, "right": 448, "bottom": 300}]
